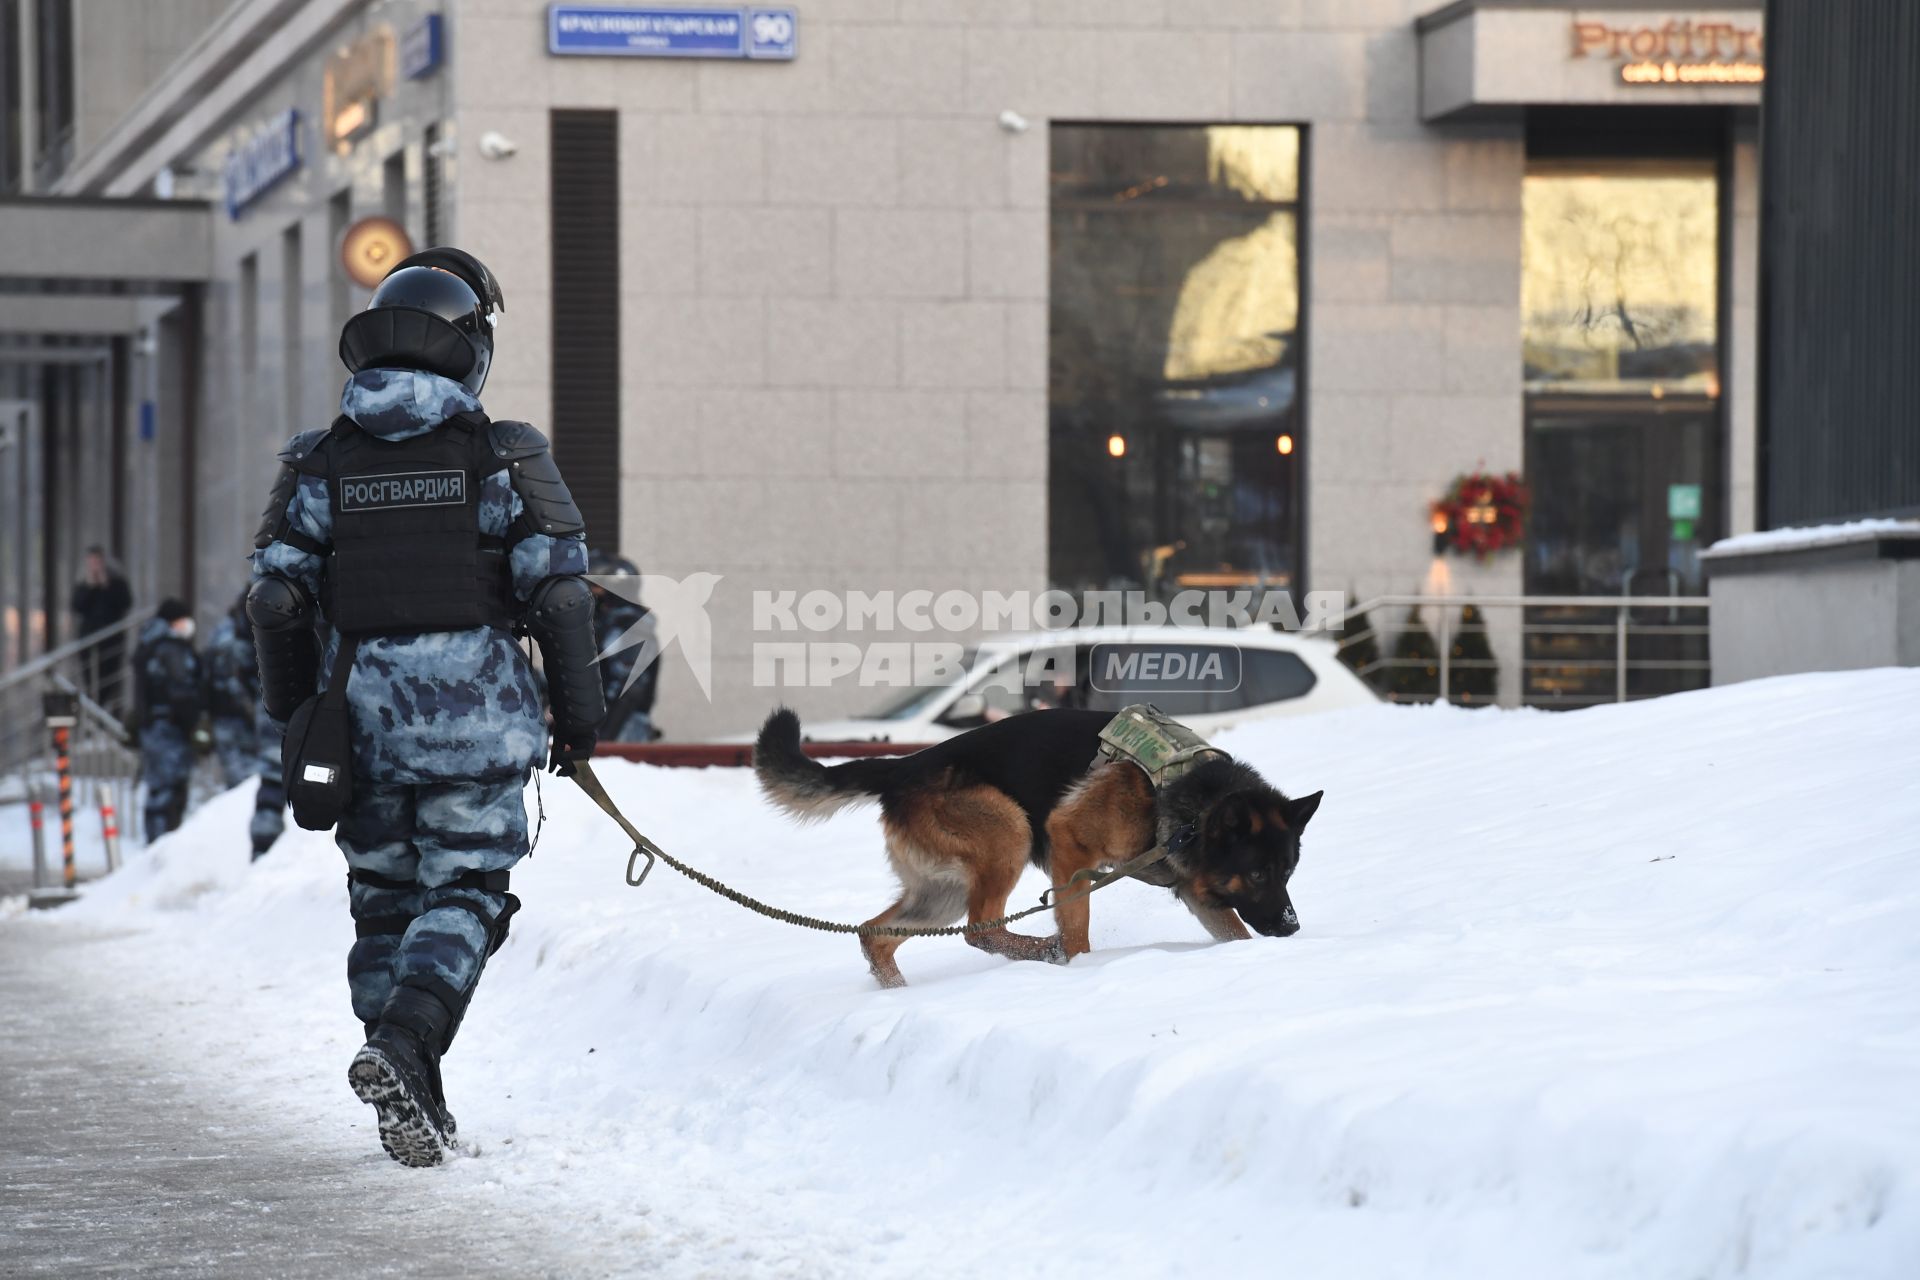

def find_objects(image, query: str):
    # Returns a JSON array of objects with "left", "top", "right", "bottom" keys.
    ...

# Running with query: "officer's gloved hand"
[{"left": 548, "top": 731, "right": 597, "bottom": 778}]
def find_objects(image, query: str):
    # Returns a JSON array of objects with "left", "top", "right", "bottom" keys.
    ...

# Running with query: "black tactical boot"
[
  {"left": 428, "top": 1055, "right": 458, "bottom": 1142},
  {"left": 349, "top": 987, "right": 456, "bottom": 1167}
]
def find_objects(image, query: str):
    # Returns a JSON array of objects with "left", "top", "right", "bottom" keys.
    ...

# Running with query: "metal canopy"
[{"left": 0, "top": 197, "right": 213, "bottom": 287}]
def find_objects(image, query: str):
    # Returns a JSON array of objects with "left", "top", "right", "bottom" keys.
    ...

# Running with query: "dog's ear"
[
  {"left": 1283, "top": 791, "right": 1324, "bottom": 830},
  {"left": 1209, "top": 792, "right": 1251, "bottom": 835}
]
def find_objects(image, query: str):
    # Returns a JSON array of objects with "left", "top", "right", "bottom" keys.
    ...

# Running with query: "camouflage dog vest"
[{"left": 1095, "top": 704, "right": 1228, "bottom": 789}]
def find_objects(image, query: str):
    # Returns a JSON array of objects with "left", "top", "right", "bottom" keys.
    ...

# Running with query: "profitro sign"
[{"left": 1571, "top": 16, "right": 1765, "bottom": 85}]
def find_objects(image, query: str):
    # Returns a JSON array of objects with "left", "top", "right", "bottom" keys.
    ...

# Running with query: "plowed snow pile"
[{"left": 17, "top": 669, "right": 1920, "bottom": 1278}]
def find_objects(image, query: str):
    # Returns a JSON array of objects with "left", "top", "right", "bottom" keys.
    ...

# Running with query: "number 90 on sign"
[{"left": 747, "top": 7, "right": 797, "bottom": 58}]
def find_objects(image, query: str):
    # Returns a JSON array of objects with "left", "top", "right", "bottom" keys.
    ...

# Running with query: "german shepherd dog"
[{"left": 754, "top": 708, "right": 1323, "bottom": 988}]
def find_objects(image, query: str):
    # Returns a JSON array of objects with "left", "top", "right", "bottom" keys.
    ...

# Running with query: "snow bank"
[
  {"left": 1705, "top": 517, "right": 1920, "bottom": 557},
  {"left": 20, "top": 670, "right": 1920, "bottom": 1277}
]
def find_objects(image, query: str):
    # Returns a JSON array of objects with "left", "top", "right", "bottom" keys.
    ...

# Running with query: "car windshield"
[{"left": 864, "top": 648, "right": 980, "bottom": 719}]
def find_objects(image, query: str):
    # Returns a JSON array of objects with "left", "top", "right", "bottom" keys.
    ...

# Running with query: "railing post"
[
  {"left": 100, "top": 784, "right": 122, "bottom": 873},
  {"left": 1437, "top": 606, "right": 1452, "bottom": 704},
  {"left": 28, "top": 779, "right": 48, "bottom": 889},
  {"left": 44, "top": 690, "right": 79, "bottom": 890},
  {"left": 1615, "top": 605, "right": 1629, "bottom": 704}
]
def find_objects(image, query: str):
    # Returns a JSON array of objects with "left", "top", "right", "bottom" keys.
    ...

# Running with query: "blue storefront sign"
[
  {"left": 402, "top": 14, "right": 445, "bottom": 80},
  {"left": 547, "top": 5, "right": 797, "bottom": 60},
  {"left": 222, "top": 108, "right": 302, "bottom": 220}
]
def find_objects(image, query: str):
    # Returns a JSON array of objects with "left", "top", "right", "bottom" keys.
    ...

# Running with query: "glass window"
[
  {"left": 1522, "top": 158, "right": 1718, "bottom": 393},
  {"left": 1050, "top": 125, "right": 1304, "bottom": 598},
  {"left": 1240, "top": 649, "right": 1316, "bottom": 707}
]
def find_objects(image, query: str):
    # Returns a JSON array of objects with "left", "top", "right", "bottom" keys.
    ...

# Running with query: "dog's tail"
[{"left": 754, "top": 708, "right": 902, "bottom": 822}]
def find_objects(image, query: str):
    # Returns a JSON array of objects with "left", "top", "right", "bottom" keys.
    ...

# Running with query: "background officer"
[
  {"left": 247, "top": 248, "right": 604, "bottom": 1167},
  {"left": 205, "top": 590, "right": 258, "bottom": 785},
  {"left": 132, "top": 598, "right": 205, "bottom": 839},
  {"left": 588, "top": 551, "right": 661, "bottom": 742},
  {"left": 204, "top": 587, "right": 284, "bottom": 859}
]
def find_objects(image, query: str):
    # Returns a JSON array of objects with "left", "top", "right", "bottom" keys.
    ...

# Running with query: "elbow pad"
[
  {"left": 526, "top": 576, "right": 607, "bottom": 740},
  {"left": 246, "top": 575, "right": 320, "bottom": 722}
]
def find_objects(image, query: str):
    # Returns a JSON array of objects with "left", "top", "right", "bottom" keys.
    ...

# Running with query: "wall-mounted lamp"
[{"left": 1107, "top": 434, "right": 1127, "bottom": 459}]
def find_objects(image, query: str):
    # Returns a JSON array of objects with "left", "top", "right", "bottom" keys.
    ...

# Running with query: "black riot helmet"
[{"left": 338, "top": 247, "right": 505, "bottom": 395}]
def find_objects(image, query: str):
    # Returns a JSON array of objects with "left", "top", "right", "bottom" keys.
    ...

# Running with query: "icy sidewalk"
[{"left": 11, "top": 669, "right": 1920, "bottom": 1278}]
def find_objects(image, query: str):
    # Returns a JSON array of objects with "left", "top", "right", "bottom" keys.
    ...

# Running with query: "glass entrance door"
[{"left": 1520, "top": 154, "right": 1722, "bottom": 704}]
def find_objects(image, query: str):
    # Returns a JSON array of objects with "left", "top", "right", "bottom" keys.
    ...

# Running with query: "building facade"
[{"left": 7, "top": 0, "right": 1767, "bottom": 735}]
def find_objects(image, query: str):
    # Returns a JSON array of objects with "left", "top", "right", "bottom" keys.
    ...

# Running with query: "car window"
[{"left": 1240, "top": 648, "right": 1318, "bottom": 707}]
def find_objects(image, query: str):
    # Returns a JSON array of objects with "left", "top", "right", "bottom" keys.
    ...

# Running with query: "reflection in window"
[
  {"left": 1050, "top": 124, "right": 1303, "bottom": 597},
  {"left": 1522, "top": 159, "right": 1718, "bottom": 392}
]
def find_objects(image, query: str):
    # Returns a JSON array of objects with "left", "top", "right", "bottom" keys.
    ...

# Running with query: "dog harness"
[{"left": 1096, "top": 704, "right": 1228, "bottom": 789}]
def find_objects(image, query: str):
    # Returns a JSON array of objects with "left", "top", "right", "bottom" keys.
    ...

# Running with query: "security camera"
[
  {"left": 477, "top": 131, "right": 518, "bottom": 160},
  {"left": 998, "top": 109, "right": 1030, "bottom": 134}
]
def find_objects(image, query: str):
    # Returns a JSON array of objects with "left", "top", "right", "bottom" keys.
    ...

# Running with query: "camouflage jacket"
[
  {"left": 251, "top": 368, "right": 589, "bottom": 784},
  {"left": 132, "top": 617, "right": 206, "bottom": 730},
  {"left": 204, "top": 610, "right": 260, "bottom": 722}
]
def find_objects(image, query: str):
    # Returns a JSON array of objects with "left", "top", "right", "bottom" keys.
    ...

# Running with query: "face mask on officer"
[{"left": 170, "top": 616, "right": 196, "bottom": 640}]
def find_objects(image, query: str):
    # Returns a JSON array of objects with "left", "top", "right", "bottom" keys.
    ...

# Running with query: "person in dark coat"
[
  {"left": 71, "top": 546, "right": 134, "bottom": 714},
  {"left": 133, "top": 599, "right": 205, "bottom": 839}
]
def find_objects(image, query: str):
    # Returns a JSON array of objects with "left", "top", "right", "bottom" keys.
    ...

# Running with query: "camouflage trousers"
[
  {"left": 336, "top": 777, "right": 528, "bottom": 1039},
  {"left": 212, "top": 716, "right": 256, "bottom": 787},
  {"left": 139, "top": 720, "right": 195, "bottom": 840},
  {"left": 215, "top": 714, "right": 289, "bottom": 858},
  {"left": 251, "top": 715, "right": 286, "bottom": 858}
]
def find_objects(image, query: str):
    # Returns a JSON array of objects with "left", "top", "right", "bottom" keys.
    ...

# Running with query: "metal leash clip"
[{"left": 626, "top": 840, "right": 658, "bottom": 888}]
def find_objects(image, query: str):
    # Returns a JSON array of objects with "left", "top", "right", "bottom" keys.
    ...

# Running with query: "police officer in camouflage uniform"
[
  {"left": 247, "top": 249, "right": 604, "bottom": 1167},
  {"left": 133, "top": 599, "right": 206, "bottom": 840},
  {"left": 205, "top": 590, "right": 259, "bottom": 785},
  {"left": 204, "top": 588, "right": 285, "bottom": 858},
  {"left": 588, "top": 551, "right": 661, "bottom": 742}
]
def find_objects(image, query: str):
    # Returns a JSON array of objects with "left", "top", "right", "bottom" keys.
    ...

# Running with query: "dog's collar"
[{"left": 1096, "top": 704, "right": 1228, "bottom": 790}]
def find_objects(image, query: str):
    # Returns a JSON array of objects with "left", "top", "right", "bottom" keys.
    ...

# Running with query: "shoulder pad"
[
  {"left": 488, "top": 419, "right": 551, "bottom": 462},
  {"left": 254, "top": 457, "right": 303, "bottom": 549},
  {"left": 502, "top": 437, "right": 586, "bottom": 540},
  {"left": 278, "top": 427, "right": 330, "bottom": 464}
]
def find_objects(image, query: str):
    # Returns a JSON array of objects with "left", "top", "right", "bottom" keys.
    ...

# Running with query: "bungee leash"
[{"left": 568, "top": 760, "right": 1173, "bottom": 940}]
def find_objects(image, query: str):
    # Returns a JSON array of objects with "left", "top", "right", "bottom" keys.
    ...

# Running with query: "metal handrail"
[
  {"left": 0, "top": 610, "right": 150, "bottom": 691},
  {"left": 1337, "top": 592, "right": 1710, "bottom": 708}
]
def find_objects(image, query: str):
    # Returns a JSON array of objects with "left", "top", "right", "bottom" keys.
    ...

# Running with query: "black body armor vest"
[{"left": 295, "top": 415, "right": 515, "bottom": 637}]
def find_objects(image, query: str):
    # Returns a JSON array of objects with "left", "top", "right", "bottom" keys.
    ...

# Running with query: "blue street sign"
[
  {"left": 745, "top": 8, "right": 797, "bottom": 59},
  {"left": 222, "top": 108, "right": 302, "bottom": 220},
  {"left": 547, "top": 5, "right": 797, "bottom": 60},
  {"left": 402, "top": 14, "right": 444, "bottom": 80}
]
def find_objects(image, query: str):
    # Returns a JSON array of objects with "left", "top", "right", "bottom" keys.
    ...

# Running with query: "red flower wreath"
[{"left": 1431, "top": 470, "right": 1528, "bottom": 559}]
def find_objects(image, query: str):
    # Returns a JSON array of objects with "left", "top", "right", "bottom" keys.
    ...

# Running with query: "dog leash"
[{"left": 569, "top": 761, "right": 1172, "bottom": 940}]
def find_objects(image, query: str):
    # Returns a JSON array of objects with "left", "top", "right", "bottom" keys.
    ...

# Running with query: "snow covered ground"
[{"left": 6, "top": 669, "right": 1919, "bottom": 1278}]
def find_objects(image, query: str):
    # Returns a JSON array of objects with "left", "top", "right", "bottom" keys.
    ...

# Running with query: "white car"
[{"left": 785, "top": 626, "right": 1379, "bottom": 744}]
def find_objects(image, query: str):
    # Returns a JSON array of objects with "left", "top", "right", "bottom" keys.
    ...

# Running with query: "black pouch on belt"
[{"left": 283, "top": 635, "right": 360, "bottom": 832}]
